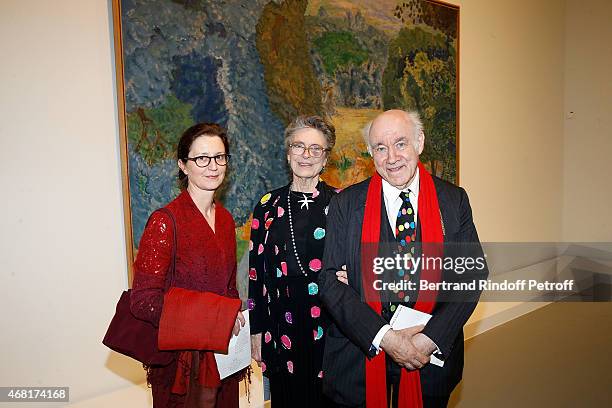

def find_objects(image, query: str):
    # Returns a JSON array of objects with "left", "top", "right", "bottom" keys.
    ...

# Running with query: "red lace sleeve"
[{"left": 130, "top": 210, "right": 173, "bottom": 326}]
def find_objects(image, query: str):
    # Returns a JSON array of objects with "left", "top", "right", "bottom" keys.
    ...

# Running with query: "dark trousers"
[
  {"left": 269, "top": 373, "right": 335, "bottom": 408},
  {"left": 330, "top": 360, "right": 450, "bottom": 408}
]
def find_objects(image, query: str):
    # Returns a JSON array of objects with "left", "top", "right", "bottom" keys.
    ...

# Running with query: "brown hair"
[{"left": 177, "top": 123, "right": 230, "bottom": 190}]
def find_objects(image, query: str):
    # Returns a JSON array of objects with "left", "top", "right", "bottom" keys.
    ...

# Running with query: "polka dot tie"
[
  {"left": 396, "top": 191, "right": 416, "bottom": 249},
  {"left": 393, "top": 190, "right": 416, "bottom": 304}
]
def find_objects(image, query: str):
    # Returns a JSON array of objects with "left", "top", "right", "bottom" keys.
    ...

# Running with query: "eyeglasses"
[
  {"left": 289, "top": 143, "right": 330, "bottom": 158},
  {"left": 183, "top": 154, "right": 231, "bottom": 168}
]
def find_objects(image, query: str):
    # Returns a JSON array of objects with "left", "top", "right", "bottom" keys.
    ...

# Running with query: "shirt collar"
[{"left": 381, "top": 166, "right": 420, "bottom": 203}]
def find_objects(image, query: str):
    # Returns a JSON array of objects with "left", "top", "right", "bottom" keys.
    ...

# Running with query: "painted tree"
[
  {"left": 382, "top": 26, "right": 456, "bottom": 180},
  {"left": 394, "top": 0, "right": 458, "bottom": 40},
  {"left": 255, "top": 0, "right": 323, "bottom": 124},
  {"left": 127, "top": 95, "right": 194, "bottom": 165}
]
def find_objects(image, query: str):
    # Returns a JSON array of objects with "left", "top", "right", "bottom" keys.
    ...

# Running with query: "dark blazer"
[{"left": 318, "top": 175, "right": 487, "bottom": 406}]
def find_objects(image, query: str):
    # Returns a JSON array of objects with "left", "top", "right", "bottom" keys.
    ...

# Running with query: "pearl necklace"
[{"left": 287, "top": 186, "right": 312, "bottom": 275}]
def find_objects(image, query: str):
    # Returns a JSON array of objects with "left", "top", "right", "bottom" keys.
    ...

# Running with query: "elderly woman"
[
  {"left": 130, "top": 123, "right": 245, "bottom": 408},
  {"left": 248, "top": 115, "right": 337, "bottom": 407}
]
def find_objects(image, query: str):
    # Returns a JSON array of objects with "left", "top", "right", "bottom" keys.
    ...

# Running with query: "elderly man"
[{"left": 319, "top": 109, "right": 486, "bottom": 408}]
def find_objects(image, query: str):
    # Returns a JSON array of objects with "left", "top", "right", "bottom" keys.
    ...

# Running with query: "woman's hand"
[
  {"left": 232, "top": 310, "right": 246, "bottom": 336},
  {"left": 336, "top": 264, "right": 349, "bottom": 285},
  {"left": 251, "top": 333, "right": 262, "bottom": 366}
]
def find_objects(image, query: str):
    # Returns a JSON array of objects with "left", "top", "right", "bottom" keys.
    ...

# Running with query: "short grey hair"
[
  {"left": 362, "top": 110, "right": 424, "bottom": 153},
  {"left": 284, "top": 115, "right": 336, "bottom": 151}
]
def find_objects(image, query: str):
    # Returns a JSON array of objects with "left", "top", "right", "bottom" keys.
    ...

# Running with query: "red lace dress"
[{"left": 130, "top": 190, "right": 242, "bottom": 408}]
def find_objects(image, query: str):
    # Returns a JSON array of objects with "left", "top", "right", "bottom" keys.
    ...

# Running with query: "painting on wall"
[{"left": 112, "top": 0, "right": 459, "bottom": 284}]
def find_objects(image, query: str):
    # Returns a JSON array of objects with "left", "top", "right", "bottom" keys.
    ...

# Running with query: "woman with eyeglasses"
[
  {"left": 248, "top": 115, "right": 337, "bottom": 407},
  {"left": 130, "top": 123, "right": 245, "bottom": 408}
]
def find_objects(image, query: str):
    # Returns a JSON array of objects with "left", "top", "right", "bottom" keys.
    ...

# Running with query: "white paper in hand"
[
  {"left": 390, "top": 305, "right": 444, "bottom": 367},
  {"left": 214, "top": 310, "right": 251, "bottom": 379}
]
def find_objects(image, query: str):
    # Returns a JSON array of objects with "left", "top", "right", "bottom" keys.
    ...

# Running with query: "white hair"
[{"left": 362, "top": 110, "right": 424, "bottom": 154}]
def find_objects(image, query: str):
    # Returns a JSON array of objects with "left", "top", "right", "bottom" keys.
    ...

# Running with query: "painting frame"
[
  {"left": 111, "top": 0, "right": 135, "bottom": 282},
  {"left": 111, "top": 0, "right": 460, "bottom": 284}
]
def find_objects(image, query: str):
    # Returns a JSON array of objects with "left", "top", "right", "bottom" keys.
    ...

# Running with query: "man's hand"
[
  {"left": 412, "top": 333, "right": 437, "bottom": 356},
  {"left": 336, "top": 265, "right": 349, "bottom": 285},
  {"left": 380, "top": 325, "right": 430, "bottom": 370},
  {"left": 251, "top": 333, "right": 262, "bottom": 367},
  {"left": 232, "top": 310, "right": 246, "bottom": 336}
]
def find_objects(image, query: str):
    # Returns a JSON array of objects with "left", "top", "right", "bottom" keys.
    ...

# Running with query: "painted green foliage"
[
  {"left": 312, "top": 31, "right": 370, "bottom": 75},
  {"left": 127, "top": 95, "right": 194, "bottom": 165},
  {"left": 255, "top": 0, "right": 323, "bottom": 125},
  {"left": 330, "top": 153, "right": 355, "bottom": 175},
  {"left": 383, "top": 26, "right": 456, "bottom": 180}
]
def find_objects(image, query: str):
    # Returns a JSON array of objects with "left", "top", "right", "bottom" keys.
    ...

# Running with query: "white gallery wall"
[
  {"left": 0, "top": 0, "right": 610, "bottom": 404},
  {"left": 458, "top": 0, "right": 565, "bottom": 242},
  {"left": 455, "top": 0, "right": 565, "bottom": 337},
  {"left": 562, "top": 0, "right": 612, "bottom": 242},
  {"left": 0, "top": 0, "right": 144, "bottom": 402}
]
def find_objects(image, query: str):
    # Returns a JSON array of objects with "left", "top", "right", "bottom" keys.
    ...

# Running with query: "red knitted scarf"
[{"left": 360, "top": 162, "right": 443, "bottom": 407}]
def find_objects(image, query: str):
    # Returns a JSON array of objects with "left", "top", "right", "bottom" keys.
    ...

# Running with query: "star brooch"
[{"left": 298, "top": 194, "right": 314, "bottom": 210}]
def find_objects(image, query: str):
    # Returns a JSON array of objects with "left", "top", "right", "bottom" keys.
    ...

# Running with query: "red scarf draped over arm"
[{"left": 158, "top": 287, "right": 241, "bottom": 391}]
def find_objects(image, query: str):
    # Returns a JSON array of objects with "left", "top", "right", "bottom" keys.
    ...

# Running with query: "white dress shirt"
[
  {"left": 369, "top": 167, "right": 442, "bottom": 354},
  {"left": 369, "top": 169, "right": 442, "bottom": 358},
  {"left": 371, "top": 168, "right": 420, "bottom": 350}
]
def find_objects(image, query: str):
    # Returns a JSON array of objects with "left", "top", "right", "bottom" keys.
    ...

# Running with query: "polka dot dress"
[{"left": 248, "top": 181, "right": 336, "bottom": 406}]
